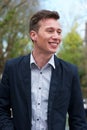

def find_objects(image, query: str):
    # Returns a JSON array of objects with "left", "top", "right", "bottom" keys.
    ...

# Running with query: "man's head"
[
  {"left": 29, "top": 10, "right": 62, "bottom": 55},
  {"left": 29, "top": 10, "right": 60, "bottom": 33}
]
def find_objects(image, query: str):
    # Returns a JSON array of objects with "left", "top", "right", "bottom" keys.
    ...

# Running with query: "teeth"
[
  {"left": 49, "top": 42, "right": 58, "bottom": 48},
  {"left": 50, "top": 42, "right": 58, "bottom": 45},
  {"left": 49, "top": 42, "right": 57, "bottom": 44}
]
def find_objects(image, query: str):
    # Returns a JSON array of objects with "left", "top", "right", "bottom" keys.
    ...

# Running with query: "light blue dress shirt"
[{"left": 30, "top": 54, "right": 55, "bottom": 130}]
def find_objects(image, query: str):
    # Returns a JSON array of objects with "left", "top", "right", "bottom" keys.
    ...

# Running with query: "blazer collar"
[{"left": 48, "top": 55, "right": 62, "bottom": 123}]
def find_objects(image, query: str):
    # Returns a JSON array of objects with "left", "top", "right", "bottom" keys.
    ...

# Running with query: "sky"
[{"left": 40, "top": 0, "right": 87, "bottom": 38}]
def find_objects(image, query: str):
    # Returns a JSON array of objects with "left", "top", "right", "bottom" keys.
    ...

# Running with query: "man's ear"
[{"left": 30, "top": 30, "right": 37, "bottom": 41}]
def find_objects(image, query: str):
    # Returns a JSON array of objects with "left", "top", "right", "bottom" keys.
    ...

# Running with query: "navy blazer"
[{"left": 0, "top": 54, "right": 87, "bottom": 130}]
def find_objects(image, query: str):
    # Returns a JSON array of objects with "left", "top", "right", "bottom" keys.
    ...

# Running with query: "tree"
[
  {"left": 79, "top": 22, "right": 87, "bottom": 88},
  {"left": 58, "top": 23, "right": 83, "bottom": 65},
  {"left": 0, "top": 0, "right": 40, "bottom": 78},
  {"left": 58, "top": 23, "right": 85, "bottom": 86}
]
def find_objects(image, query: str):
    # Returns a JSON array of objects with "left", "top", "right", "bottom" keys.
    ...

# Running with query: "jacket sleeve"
[
  {"left": 68, "top": 67, "right": 87, "bottom": 130},
  {"left": 0, "top": 62, "right": 14, "bottom": 130}
]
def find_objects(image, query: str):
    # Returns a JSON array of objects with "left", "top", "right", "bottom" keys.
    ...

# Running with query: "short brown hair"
[{"left": 29, "top": 10, "right": 60, "bottom": 32}]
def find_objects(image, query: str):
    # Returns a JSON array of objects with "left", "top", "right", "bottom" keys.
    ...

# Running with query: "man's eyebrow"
[
  {"left": 46, "top": 27, "right": 61, "bottom": 30},
  {"left": 45, "top": 27, "right": 62, "bottom": 32},
  {"left": 58, "top": 28, "right": 62, "bottom": 31}
]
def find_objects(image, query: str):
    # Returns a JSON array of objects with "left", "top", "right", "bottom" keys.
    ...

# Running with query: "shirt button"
[
  {"left": 38, "top": 103, "right": 40, "bottom": 105},
  {"left": 39, "top": 87, "right": 41, "bottom": 90},
  {"left": 37, "top": 119, "right": 39, "bottom": 121},
  {"left": 40, "top": 72, "right": 42, "bottom": 74}
]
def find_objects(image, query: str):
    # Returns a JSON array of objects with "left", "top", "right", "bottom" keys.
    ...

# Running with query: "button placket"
[{"left": 36, "top": 70, "right": 43, "bottom": 129}]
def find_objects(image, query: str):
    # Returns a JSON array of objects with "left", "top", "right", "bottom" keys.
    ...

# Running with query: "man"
[{"left": 0, "top": 10, "right": 87, "bottom": 130}]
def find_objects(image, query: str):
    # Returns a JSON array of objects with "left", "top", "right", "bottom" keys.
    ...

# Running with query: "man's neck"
[{"left": 32, "top": 51, "right": 53, "bottom": 69}]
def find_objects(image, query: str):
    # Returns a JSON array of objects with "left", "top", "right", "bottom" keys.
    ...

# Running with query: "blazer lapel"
[
  {"left": 22, "top": 54, "right": 31, "bottom": 122},
  {"left": 48, "top": 56, "right": 62, "bottom": 126}
]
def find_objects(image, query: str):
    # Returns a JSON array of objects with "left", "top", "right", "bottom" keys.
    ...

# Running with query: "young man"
[{"left": 0, "top": 10, "right": 87, "bottom": 130}]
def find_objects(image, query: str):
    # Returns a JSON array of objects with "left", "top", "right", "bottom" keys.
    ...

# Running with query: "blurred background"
[{"left": 0, "top": 0, "right": 87, "bottom": 128}]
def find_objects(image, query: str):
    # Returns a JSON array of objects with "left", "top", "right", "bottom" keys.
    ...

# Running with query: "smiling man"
[
  {"left": 0, "top": 10, "right": 87, "bottom": 130},
  {"left": 29, "top": 11, "right": 62, "bottom": 68}
]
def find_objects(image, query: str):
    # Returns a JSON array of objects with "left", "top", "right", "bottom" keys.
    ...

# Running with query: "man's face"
[{"left": 30, "top": 18, "right": 62, "bottom": 55}]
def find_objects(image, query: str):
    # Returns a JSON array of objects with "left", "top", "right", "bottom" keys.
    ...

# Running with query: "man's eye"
[
  {"left": 57, "top": 31, "right": 61, "bottom": 35},
  {"left": 48, "top": 30, "right": 53, "bottom": 32}
]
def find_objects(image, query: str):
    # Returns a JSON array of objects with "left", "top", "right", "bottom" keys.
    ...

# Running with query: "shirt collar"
[{"left": 30, "top": 53, "right": 55, "bottom": 69}]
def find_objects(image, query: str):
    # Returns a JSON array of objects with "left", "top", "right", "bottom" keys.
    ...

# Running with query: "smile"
[{"left": 49, "top": 42, "right": 58, "bottom": 48}]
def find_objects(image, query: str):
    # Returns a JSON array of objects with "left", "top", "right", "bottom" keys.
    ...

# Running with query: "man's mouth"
[{"left": 49, "top": 42, "right": 58, "bottom": 48}]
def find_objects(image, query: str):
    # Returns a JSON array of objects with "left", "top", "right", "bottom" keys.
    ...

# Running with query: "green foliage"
[
  {"left": 58, "top": 23, "right": 83, "bottom": 66},
  {"left": 0, "top": 0, "right": 40, "bottom": 76},
  {"left": 80, "top": 46, "right": 87, "bottom": 88},
  {"left": 57, "top": 23, "right": 87, "bottom": 87}
]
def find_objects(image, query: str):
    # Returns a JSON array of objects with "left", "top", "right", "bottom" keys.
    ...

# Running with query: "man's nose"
[{"left": 52, "top": 32, "right": 59, "bottom": 39}]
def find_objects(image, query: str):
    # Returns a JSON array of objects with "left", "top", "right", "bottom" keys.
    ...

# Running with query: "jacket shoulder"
[
  {"left": 55, "top": 55, "right": 78, "bottom": 74},
  {"left": 6, "top": 54, "right": 30, "bottom": 67}
]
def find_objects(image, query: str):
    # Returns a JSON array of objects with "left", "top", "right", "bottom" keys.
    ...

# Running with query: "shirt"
[{"left": 30, "top": 53, "right": 55, "bottom": 130}]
